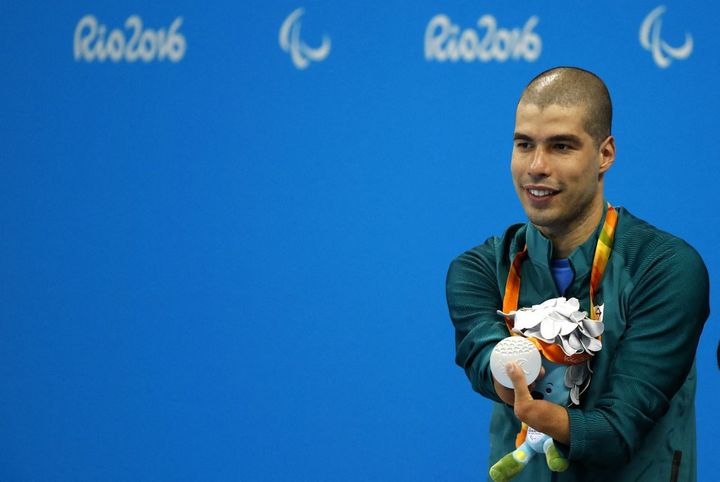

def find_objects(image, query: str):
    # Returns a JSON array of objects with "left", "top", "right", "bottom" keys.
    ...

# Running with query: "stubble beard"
[{"left": 525, "top": 192, "right": 600, "bottom": 244}]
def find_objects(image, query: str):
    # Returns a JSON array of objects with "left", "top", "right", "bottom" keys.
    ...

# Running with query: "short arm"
[{"left": 506, "top": 361, "right": 570, "bottom": 444}]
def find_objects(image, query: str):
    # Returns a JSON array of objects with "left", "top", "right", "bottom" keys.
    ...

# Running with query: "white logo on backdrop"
[
  {"left": 425, "top": 14, "right": 541, "bottom": 63},
  {"left": 279, "top": 8, "right": 331, "bottom": 69},
  {"left": 639, "top": 6, "right": 693, "bottom": 68},
  {"left": 74, "top": 15, "right": 186, "bottom": 63}
]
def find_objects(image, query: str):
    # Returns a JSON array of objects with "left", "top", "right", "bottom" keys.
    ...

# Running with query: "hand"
[
  {"left": 505, "top": 361, "right": 536, "bottom": 414},
  {"left": 493, "top": 363, "right": 544, "bottom": 406},
  {"left": 504, "top": 361, "right": 570, "bottom": 444}
]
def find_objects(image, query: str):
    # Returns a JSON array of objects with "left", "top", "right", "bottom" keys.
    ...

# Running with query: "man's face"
[{"left": 511, "top": 102, "right": 613, "bottom": 237}]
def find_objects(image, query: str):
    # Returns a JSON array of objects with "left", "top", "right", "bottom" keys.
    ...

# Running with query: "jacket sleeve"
[
  {"left": 566, "top": 239, "right": 710, "bottom": 462},
  {"left": 446, "top": 239, "right": 511, "bottom": 403}
]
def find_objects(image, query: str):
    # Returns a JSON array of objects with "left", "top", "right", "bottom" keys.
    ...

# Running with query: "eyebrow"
[
  {"left": 513, "top": 133, "right": 583, "bottom": 145},
  {"left": 547, "top": 134, "right": 583, "bottom": 145}
]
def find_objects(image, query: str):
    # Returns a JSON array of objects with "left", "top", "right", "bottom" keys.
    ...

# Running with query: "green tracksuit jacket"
[{"left": 446, "top": 205, "right": 709, "bottom": 482}]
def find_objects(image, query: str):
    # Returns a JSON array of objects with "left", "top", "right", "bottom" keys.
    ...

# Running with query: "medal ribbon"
[{"left": 502, "top": 203, "right": 618, "bottom": 365}]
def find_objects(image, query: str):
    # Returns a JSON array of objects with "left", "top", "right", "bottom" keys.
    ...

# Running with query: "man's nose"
[{"left": 528, "top": 148, "right": 550, "bottom": 176}]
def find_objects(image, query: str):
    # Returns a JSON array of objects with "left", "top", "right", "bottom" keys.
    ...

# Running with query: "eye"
[
  {"left": 554, "top": 143, "right": 571, "bottom": 151},
  {"left": 515, "top": 141, "right": 533, "bottom": 150}
]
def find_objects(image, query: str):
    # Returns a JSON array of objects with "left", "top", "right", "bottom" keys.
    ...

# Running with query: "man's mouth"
[{"left": 525, "top": 187, "right": 559, "bottom": 198}]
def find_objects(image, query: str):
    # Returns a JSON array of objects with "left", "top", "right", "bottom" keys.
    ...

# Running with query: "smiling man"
[{"left": 446, "top": 67, "right": 709, "bottom": 482}]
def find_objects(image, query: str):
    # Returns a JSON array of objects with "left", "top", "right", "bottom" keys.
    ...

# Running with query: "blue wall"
[{"left": 2, "top": 1, "right": 718, "bottom": 480}]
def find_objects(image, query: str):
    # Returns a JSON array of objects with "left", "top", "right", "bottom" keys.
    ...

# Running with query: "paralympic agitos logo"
[
  {"left": 639, "top": 6, "right": 693, "bottom": 68},
  {"left": 279, "top": 8, "right": 331, "bottom": 70}
]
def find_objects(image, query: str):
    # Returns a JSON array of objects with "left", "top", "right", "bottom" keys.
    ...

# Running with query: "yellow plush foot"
[
  {"left": 489, "top": 453, "right": 525, "bottom": 482},
  {"left": 545, "top": 443, "right": 569, "bottom": 472}
]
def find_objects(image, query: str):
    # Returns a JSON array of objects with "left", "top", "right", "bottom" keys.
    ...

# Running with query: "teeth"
[{"left": 529, "top": 189, "right": 554, "bottom": 197}]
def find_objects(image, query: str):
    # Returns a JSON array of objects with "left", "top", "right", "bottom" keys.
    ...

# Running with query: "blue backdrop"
[{"left": 2, "top": 1, "right": 718, "bottom": 480}]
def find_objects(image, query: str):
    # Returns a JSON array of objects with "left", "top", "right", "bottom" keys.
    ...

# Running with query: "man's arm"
[
  {"left": 446, "top": 237, "right": 511, "bottom": 402},
  {"left": 565, "top": 239, "right": 708, "bottom": 462},
  {"left": 505, "top": 361, "right": 570, "bottom": 444}
]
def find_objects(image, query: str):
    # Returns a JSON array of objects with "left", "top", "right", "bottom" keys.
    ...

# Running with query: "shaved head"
[{"left": 519, "top": 67, "right": 612, "bottom": 147}]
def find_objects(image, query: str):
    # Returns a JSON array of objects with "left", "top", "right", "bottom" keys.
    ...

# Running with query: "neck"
[{"left": 539, "top": 199, "right": 605, "bottom": 259}]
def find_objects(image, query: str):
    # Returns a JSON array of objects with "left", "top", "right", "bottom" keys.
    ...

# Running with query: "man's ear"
[{"left": 598, "top": 136, "right": 615, "bottom": 174}]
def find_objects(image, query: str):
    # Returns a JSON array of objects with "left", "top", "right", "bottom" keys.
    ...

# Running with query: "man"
[{"left": 446, "top": 67, "right": 709, "bottom": 481}]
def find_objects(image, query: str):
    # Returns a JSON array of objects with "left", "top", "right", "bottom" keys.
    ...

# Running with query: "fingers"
[
  {"left": 506, "top": 361, "right": 527, "bottom": 386},
  {"left": 506, "top": 362, "right": 534, "bottom": 403}
]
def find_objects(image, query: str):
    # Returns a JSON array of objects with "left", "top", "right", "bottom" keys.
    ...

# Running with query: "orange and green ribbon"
[{"left": 502, "top": 203, "right": 618, "bottom": 365}]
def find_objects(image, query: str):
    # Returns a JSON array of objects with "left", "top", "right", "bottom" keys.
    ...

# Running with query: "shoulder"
[
  {"left": 613, "top": 206, "right": 707, "bottom": 283},
  {"left": 448, "top": 222, "right": 525, "bottom": 274},
  {"left": 446, "top": 223, "right": 526, "bottom": 301}
]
